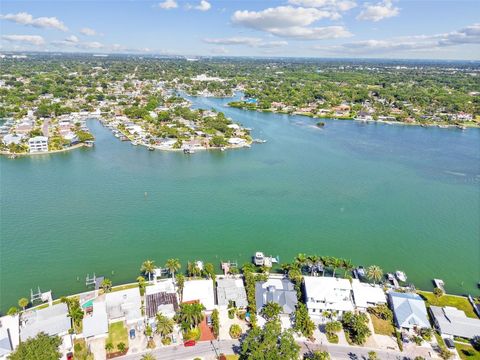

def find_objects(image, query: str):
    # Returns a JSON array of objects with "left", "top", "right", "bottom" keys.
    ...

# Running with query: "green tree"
[
  {"left": 141, "top": 354, "right": 156, "bottom": 360},
  {"left": 155, "top": 312, "right": 175, "bottom": 338},
  {"left": 141, "top": 260, "right": 156, "bottom": 282},
  {"left": 7, "top": 306, "right": 18, "bottom": 315},
  {"left": 175, "top": 302, "right": 205, "bottom": 329},
  {"left": 366, "top": 265, "right": 383, "bottom": 284},
  {"left": 18, "top": 297, "right": 29, "bottom": 311},
  {"left": 105, "top": 342, "right": 114, "bottom": 353},
  {"left": 261, "top": 302, "right": 282, "bottom": 321},
  {"left": 165, "top": 258, "right": 181, "bottom": 279},
  {"left": 137, "top": 276, "right": 147, "bottom": 296},
  {"left": 368, "top": 351, "right": 378, "bottom": 360},
  {"left": 239, "top": 319, "right": 300, "bottom": 360},
  {"left": 306, "top": 351, "right": 331, "bottom": 360},
  {"left": 9, "top": 332, "right": 61, "bottom": 360},
  {"left": 203, "top": 263, "right": 216, "bottom": 280},
  {"left": 101, "top": 278, "right": 112, "bottom": 293},
  {"left": 66, "top": 299, "right": 84, "bottom": 332},
  {"left": 293, "top": 303, "right": 315, "bottom": 338},
  {"left": 342, "top": 312, "right": 371, "bottom": 345},
  {"left": 229, "top": 324, "right": 242, "bottom": 339},
  {"left": 176, "top": 273, "right": 185, "bottom": 301},
  {"left": 434, "top": 287, "right": 444, "bottom": 298},
  {"left": 211, "top": 309, "right": 220, "bottom": 337},
  {"left": 117, "top": 342, "right": 127, "bottom": 353}
]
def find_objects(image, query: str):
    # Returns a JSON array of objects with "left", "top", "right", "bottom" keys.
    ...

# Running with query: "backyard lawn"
[
  {"left": 73, "top": 339, "right": 94, "bottom": 360},
  {"left": 418, "top": 291, "right": 478, "bottom": 319},
  {"left": 370, "top": 314, "right": 395, "bottom": 336},
  {"left": 455, "top": 343, "right": 480, "bottom": 360},
  {"left": 107, "top": 321, "right": 128, "bottom": 350}
]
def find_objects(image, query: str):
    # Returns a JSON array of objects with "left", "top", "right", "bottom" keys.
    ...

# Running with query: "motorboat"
[{"left": 395, "top": 271, "right": 407, "bottom": 282}]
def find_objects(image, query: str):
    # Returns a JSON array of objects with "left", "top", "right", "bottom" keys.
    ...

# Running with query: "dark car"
[
  {"left": 184, "top": 340, "right": 196, "bottom": 347},
  {"left": 129, "top": 328, "right": 136, "bottom": 340},
  {"left": 444, "top": 338, "right": 455, "bottom": 349}
]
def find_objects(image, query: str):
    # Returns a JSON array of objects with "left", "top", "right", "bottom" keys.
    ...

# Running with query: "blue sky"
[{"left": 1, "top": 0, "right": 479, "bottom": 59}]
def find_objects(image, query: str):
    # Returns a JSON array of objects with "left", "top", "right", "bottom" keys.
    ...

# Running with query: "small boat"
[
  {"left": 8, "top": 154, "right": 17, "bottom": 159},
  {"left": 438, "top": 125, "right": 449, "bottom": 129},
  {"left": 131, "top": 141, "right": 138, "bottom": 146},
  {"left": 220, "top": 147, "right": 226, "bottom": 152},
  {"left": 148, "top": 146, "right": 154, "bottom": 151},
  {"left": 253, "top": 252, "right": 265, "bottom": 266},
  {"left": 395, "top": 271, "right": 407, "bottom": 282},
  {"left": 355, "top": 266, "right": 366, "bottom": 278},
  {"left": 457, "top": 125, "right": 466, "bottom": 130},
  {"left": 253, "top": 139, "right": 267, "bottom": 143},
  {"left": 183, "top": 148, "right": 194, "bottom": 154}
]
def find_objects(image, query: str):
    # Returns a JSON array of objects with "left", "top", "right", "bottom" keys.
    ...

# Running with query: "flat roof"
[
  {"left": 0, "top": 315, "right": 20, "bottom": 357},
  {"left": 183, "top": 279, "right": 215, "bottom": 311},
  {"left": 216, "top": 278, "right": 248, "bottom": 308},
  {"left": 20, "top": 303, "right": 71, "bottom": 341},
  {"left": 83, "top": 299, "right": 108, "bottom": 338},
  {"left": 351, "top": 279, "right": 387, "bottom": 308}
]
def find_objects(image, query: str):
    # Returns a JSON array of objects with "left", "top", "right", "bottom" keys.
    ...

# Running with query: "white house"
[
  {"left": 105, "top": 288, "right": 143, "bottom": 325},
  {"left": 227, "top": 137, "right": 246, "bottom": 145},
  {"left": 0, "top": 314, "right": 20, "bottom": 359},
  {"left": 2, "top": 134, "right": 24, "bottom": 146},
  {"left": 303, "top": 276, "right": 354, "bottom": 321},
  {"left": 216, "top": 278, "right": 248, "bottom": 309},
  {"left": 351, "top": 279, "right": 387, "bottom": 310},
  {"left": 28, "top": 136, "right": 48, "bottom": 153},
  {"left": 82, "top": 298, "right": 108, "bottom": 339},
  {"left": 20, "top": 303, "right": 71, "bottom": 341},
  {"left": 183, "top": 279, "right": 215, "bottom": 311},
  {"left": 389, "top": 292, "right": 430, "bottom": 330},
  {"left": 430, "top": 306, "right": 480, "bottom": 340}
]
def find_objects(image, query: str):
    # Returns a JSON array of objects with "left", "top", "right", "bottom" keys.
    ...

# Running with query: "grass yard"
[
  {"left": 456, "top": 343, "right": 480, "bottom": 360},
  {"left": 107, "top": 321, "right": 129, "bottom": 350},
  {"left": 111, "top": 283, "right": 140, "bottom": 293},
  {"left": 370, "top": 314, "right": 395, "bottom": 336},
  {"left": 418, "top": 291, "right": 477, "bottom": 319},
  {"left": 73, "top": 339, "right": 94, "bottom": 360}
]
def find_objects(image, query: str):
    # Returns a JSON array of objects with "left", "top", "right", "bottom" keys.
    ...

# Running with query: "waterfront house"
[
  {"left": 255, "top": 276, "right": 297, "bottom": 315},
  {"left": 216, "top": 277, "right": 248, "bottom": 309},
  {"left": 430, "top": 306, "right": 480, "bottom": 340},
  {"left": 20, "top": 303, "right": 71, "bottom": 341},
  {"left": 105, "top": 288, "right": 143, "bottom": 325},
  {"left": 182, "top": 279, "right": 215, "bottom": 311},
  {"left": 388, "top": 292, "right": 430, "bottom": 330},
  {"left": 351, "top": 279, "right": 387, "bottom": 310},
  {"left": 0, "top": 314, "right": 20, "bottom": 359},
  {"left": 28, "top": 136, "right": 48, "bottom": 153},
  {"left": 145, "top": 279, "right": 179, "bottom": 319},
  {"left": 82, "top": 298, "right": 108, "bottom": 339},
  {"left": 2, "top": 134, "right": 24, "bottom": 146},
  {"left": 303, "top": 276, "right": 354, "bottom": 321}
]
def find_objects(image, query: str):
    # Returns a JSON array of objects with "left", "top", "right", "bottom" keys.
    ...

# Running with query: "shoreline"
[
  {"left": 0, "top": 142, "right": 88, "bottom": 157},
  {"left": 227, "top": 104, "right": 480, "bottom": 129}
]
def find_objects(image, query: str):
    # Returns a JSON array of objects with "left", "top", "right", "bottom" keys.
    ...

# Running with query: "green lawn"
[
  {"left": 107, "top": 321, "right": 129, "bottom": 350},
  {"left": 418, "top": 291, "right": 478, "bottom": 319},
  {"left": 73, "top": 339, "right": 94, "bottom": 360},
  {"left": 456, "top": 343, "right": 480, "bottom": 360},
  {"left": 370, "top": 314, "right": 395, "bottom": 336}
]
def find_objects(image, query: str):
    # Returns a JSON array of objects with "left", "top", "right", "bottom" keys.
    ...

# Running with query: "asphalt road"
[{"left": 120, "top": 339, "right": 436, "bottom": 360}]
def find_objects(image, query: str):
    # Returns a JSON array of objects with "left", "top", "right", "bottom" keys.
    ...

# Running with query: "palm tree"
[
  {"left": 101, "top": 278, "right": 113, "bottom": 293},
  {"left": 366, "top": 265, "right": 383, "bottom": 284},
  {"left": 331, "top": 257, "right": 343, "bottom": 277},
  {"left": 156, "top": 312, "right": 174, "bottom": 338},
  {"left": 141, "top": 354, "right": 156, "bottom": 360},
  {"left": 295, "top": 253, "right": 308, "bottom": 268},
  {"left": 176, "top": 302, "right": 205, "bottom": 329},
  {"left": 141, "top": 260, "right": 156, "bottom": 282},
  {"left": 67, "top": 303, "right": 84, "bottom": 330},
  {"left": 307, "top": 255, "right": 321, "bottom": 276},
  {"left": 18, "top": 298, "right": 29, "bottom": 311},
  {"left": 260, "top": 301, "right": 283, "bottom": 321},
  {"left": 342, "top": 259, "right": 354, "bottom": 277},
  {"left": 165, "top": 258, "right": 181, "bottom": 279},
  {"left": 105, "top": 342, "right": 114, "bottom": 353}
]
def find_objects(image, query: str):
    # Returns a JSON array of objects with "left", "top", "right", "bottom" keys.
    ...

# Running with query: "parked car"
[
  {"left": 207, "top": 314, "right": 212, "bottom": 326},
  {"left": 66, "top": 352, "right": 73, "bottom": 360},
  {"left": 129, "top": 328, "right": 136, "bottom": 340},
  {"left": 444, "top": 338, "right": 455, "bottom": 349},
  {"left": 184, "top": 340, "right": 196, "bottom": 347}
]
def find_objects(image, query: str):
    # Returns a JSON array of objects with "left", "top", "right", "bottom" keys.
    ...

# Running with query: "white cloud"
[
  {"left": 0, "top": 12, "right": 68, "bottom": 31},
  {"left": 2, "top": 34, "right": 45, "bottom": 46},
  {"left": 231, "top": 6, "right": 351, "bottom": 40},
  {"left": 186, "top": 0, "right": 211, "bottom": 11},
  {"left": 157, "top": 0, "right": 178, "bottom": 9},
  {"left": 52, "top": 36, "right": 104, "bottom": 49},
  {"left": 195, "top": 0, "right": 211, "bottom": 11},
  {"left": 314, "top": 23, "right": 480, "bottom": 54},
  {"left": 357, "top": 0, "right": 399, "bottom": 22},
  {"left": 288, "top": 0, "right": 357, "bottom": 12},
  {"left": 210, "top": 47, "right": 229, "bottom": 54},
  {"left": 80, "top": 27, "right": 97, "bottom": 36},
  {"left": 204, "top": 37, "right": 288, "bottom": 48}
]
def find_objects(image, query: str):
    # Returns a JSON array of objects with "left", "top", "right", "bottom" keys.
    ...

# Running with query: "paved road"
[{"left": 120, "top": 339, "right": 435, "bottom": 360}]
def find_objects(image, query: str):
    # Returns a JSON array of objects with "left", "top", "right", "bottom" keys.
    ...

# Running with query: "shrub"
[
  {"left": 161, "top": 337, "right": 171, "bottom": 346},
  {"left": 395, "top": 330, "right": 403, "bottom": 351},
  {"left": 228, "top": 307, "right": 236, "bottom": 319},
  {"left": 184, "top": 327, "right": 201, "bottom": 341},
  {"left": 229, "top": 324, "right": 242, "bottom": 339},
  {"left": 367, "top": 304, "right": 393, "bottom": 321},
  {"left": 147, "top": 339, "right": 156, "bottom": 349}
]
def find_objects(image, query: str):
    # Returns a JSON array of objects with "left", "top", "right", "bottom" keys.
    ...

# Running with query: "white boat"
[
  {"left": 131, "top": 141, "right": 138, "bottom": 146},
  {"left": 395, "top": 271, "right": 407, "bottom": 282},
  {"left": 183, "top": 148, "right": 195, "bottom": 154},
  {"left": 254, "top": 252, "right": 265, "bottom": 266}
]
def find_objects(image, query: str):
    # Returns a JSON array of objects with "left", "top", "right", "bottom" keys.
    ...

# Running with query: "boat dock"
[
  {"left": 253, "top": 252, "right": 279, "bottom": 268},
  {"left": 433, "top": 278, "right": 445, "bottom": 292}
]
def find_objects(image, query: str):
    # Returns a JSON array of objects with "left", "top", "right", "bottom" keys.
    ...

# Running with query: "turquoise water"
[{"left": 1, "top": 95, "right": 479, "bottom": 311}]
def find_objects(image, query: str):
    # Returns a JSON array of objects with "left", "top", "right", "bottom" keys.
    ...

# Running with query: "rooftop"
[
  {"left": 389, "top": 292, "right": 430, "bottom": 329},
  {"left": 351, "top": 279, "right": 387, "bottom": 309},
  {"left": 20, "top": 303, "right": 71, "bottom": 341},
  {"left": 0, "top": 315, "right": 19, "bottom": 358},
  {"left": 430, "top": 306, "right": 480, "bottom": 339},
  {"left": 183, "top": 279, "right": 215, "bottom": 311},
  {"left": 255, "top": 277, "right": 297, "bottom": 315},
  {"left": 82, "top": 299, "right": 108, "bottom": 338},
  {"left": 216, "top": 278, "right": 248, "bottom": 308}
]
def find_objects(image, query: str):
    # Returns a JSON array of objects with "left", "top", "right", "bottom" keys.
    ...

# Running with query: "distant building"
[
  {"left": 20, "top": 303, "right": 71, "bottom": 341},
  {"left": 0, "top": 314, "right": 20, "bottom": 359},
  {"left": 183, "top": 279, "right": 215, "bottom": 311},
  {"left": 303, "top": 276, "right": 354, "bottom": 320},
  {"left": 388, "top": 292, "right": 430, "bottom": 330},
  {"left": 430, "top": 306, "right": 480, "bottom": 340},
  {"left": 216, "top": 278, "right": 248, "bottom": 309},
  {"left": 255, "top": 277, "right": 297, "bottom": 315},
  {"left": 28, "top": 136, "right": 48, "bottom": 153},
  {"left": 2, "top": 134, "right": 24, "bottom": 146}
]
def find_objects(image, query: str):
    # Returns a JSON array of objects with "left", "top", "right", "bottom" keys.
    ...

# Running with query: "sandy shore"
[{"left": 0, "top": 142, "right": 88, "bottom": 157}]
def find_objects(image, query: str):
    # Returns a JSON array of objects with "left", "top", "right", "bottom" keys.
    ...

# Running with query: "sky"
[{"left": 0, "top": 0, "right": 479, "bottom": 60}]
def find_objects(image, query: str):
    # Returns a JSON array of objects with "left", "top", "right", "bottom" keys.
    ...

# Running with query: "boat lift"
[{"left": 30, "top": 286, "right": 53, "bottom": 306}]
